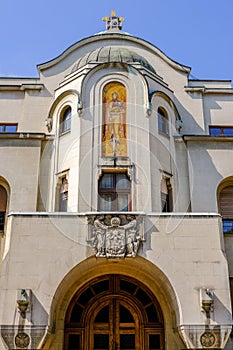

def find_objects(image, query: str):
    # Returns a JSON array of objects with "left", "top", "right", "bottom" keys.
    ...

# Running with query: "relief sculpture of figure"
[{"left": 93, "top": 216, "right": 107, "bottom": 257}]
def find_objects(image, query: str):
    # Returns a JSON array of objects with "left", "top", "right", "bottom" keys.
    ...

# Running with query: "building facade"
[{"left": 0, "top": 11, "right": 233, "bottom": 350}]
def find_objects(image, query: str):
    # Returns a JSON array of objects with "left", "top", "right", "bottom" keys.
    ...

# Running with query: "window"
[
  {"left": 65, "top": 275, "right": 164, "bottom": 350},
  {"left": 98, "top": 172, "right": 131, "bottom": 211},
  {"left": 58, "top": 176, "right": 69, "bottom": 212},
  {"left": 219, "top": 186, "right": 233, "bottom": 233},
  {"left": 209, "top": 126, "right": 233, "bottom": 136},
  {"left": 60, "top": 107, "right": 71, "bottom": 134},
  {"left": 0, "top": 185, "right": 7, "bottom": 231},
  {"left": 158, "top": 108, "right": 169, "bottom": 136},
  {"left": 0, "top": 124, "right": 18, "bottom": 132},
  {"left": 160, "top": 176, "right": 173, "bottom": 212}
]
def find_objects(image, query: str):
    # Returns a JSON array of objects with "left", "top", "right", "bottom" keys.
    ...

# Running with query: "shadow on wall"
[
  {"left": 0, "top": 291, "right": 48, "bottom": 350},
  {"left": 173, "top": 94, "right": 224, "bottom": 212}
]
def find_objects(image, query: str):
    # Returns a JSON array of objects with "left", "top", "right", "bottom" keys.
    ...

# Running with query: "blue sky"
[{"left": 1, "top": 0, "right": 233, "bottom": 82}]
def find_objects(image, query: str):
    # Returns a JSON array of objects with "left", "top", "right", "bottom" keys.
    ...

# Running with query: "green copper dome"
[{"left": 71, "top": 46, "right": 155, "bottom": 74}]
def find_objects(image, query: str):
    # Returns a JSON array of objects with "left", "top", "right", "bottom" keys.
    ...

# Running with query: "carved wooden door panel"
[{"left": 91, "top": 298, "right": 139, "bottom": 350}]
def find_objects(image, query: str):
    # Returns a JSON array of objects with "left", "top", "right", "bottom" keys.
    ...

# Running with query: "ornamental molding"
[
  {"left": 87, "top": 214, "right": 145, "bottom": 258},
  {"left": 0, "top": 325, "right": 47, "bottom": 350},
  {"left": 200, "top": 331, "right": 216, "bottom": 348},
  {"left": 15, "top": 332, "right": 30, "bottom": 349},
  {"left": 177, "top": 324, "right": 232, "bottom": 349}
]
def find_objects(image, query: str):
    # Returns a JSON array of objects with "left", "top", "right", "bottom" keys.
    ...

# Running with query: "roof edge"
[{"left": 37, "top": 32, "right": 191, "bottom": 75}]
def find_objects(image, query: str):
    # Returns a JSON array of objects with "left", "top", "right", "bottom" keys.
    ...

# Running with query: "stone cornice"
[
  {"left": 0, "top": 84, "right": 44, "bottom": 91},
  {"left": 0, "top": 133, "right": 53, "bottom": 140},
  {"left": 7, "top": 212, "right": 220, "bottom": 218},
  {"left": 181, "top": 135, "right": 233, "bottom": 142},
  {"left": 185, "top": 86, "right": 233, "bottom": 94}
]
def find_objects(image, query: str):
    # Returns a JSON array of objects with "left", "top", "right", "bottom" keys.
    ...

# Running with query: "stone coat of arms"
[{"left": 88, "top": 215, "right": 143, "bottom": 258}]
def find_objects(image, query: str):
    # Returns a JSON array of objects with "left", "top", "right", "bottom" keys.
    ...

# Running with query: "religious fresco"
[{"left": 102, "top": 82, "right": 127, "bottom": 157}]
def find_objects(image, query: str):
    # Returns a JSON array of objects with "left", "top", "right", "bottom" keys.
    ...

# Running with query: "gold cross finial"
[{"left": 102, "top": 10, "right": 124, "bottom": 31}]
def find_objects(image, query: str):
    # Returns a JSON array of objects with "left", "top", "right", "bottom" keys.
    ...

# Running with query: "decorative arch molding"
[
  {"left": 79, "top": 62, "right": 150, "bottom": 132},
  {"left": 45, "top": 90, "right": 81, "bottom": 132},
  {"left": 46, "top": 256, "right": 183, "bottom": 350},
  {"left": 149, "top": 90, "right": 183, "bottom": 130},
  {"left": 216, "top": 176, "right": 233, "bottom": 218},
  {"left": 217, "top": 176, "right": 233, "bottom": 195},
  {"left": 0, "top": 176, "right": 11, "bottom": 215},
  {"left": 37, "top": 33, "right": 190, "bottom": 75},
  {"left": 0, "top": 177, "right": 10, "bottom": 237},
  {"left": 0, "top": 176, "right": 10, "bottom": 197},
  {"left": 80, "top": 62, "right": 149, "bottom": 111}
]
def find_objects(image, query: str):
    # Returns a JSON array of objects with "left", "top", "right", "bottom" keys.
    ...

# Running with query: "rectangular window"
[
  {"left": 98, "top": 172, "right": 131, "bottom": 212},
  {"left": 222, "top": 219, "right": 233, "bottom": 234},
  {"left": 68, "top": 334, "right": 80, "bottom": 350},
  {"left": 158, "top": 108, "right": 169, "bottom": 136},
  {"left": 60, "top": 107, "right": 71, "bottom": 135},
  {"left": 149, "top": 334, "right": 160, "bottom": 350},
  {"left": 230, "top": 278, "right": 233, "bottom": 310},
  {"left": 0, "top": 212, "right": 5, "bottom": 231},
  {"left": 161, "top": 177, "right": 173, "bottom": 212},
  {"left": 209, "top": 126, "right": 233, "bottom": 136},
  {"left": 0, "top": 124, "right": 18, "bottom": 132},
  {"left": 99, "top": 194, "right": 112, "bottom": 211},
  {"left": 57, "top": 174, "right": 69, "bottom": 212}
]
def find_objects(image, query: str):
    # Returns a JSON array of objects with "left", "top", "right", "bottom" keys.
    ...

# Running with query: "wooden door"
[
  {"left": 65, "top": 275, "right": 164, "bottom": 350},
  {"left": 90, "top": 298, "right": 139, "bottom": 350}
]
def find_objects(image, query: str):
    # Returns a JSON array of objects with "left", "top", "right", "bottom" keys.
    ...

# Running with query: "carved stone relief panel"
[{"left": 87, "top": 214, "right": 144, "bottom": 258}]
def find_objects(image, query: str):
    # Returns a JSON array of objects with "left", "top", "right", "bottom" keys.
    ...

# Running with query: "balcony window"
[
  {"left": 0, "top": 124, "right": 18, "bottom": 132},
  {"left": 98, "top": 172, "right": 131, "bottom": 212},
  {"left": 209, "top": 126, "right": 233, "bottom": 136}
]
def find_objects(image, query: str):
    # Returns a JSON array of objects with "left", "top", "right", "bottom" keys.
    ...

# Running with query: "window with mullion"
[
  {"left": 60, "top": 107, "right": 71, "bottom": 134},
  {"left": 219, "top": 185, "right": 233, "bottom": 233},
  {"left": 0, "top": 124, "right": 18, "bottom": 132},
  {"left": 98, "top": 173, "right": 131, "bottom": 212}
]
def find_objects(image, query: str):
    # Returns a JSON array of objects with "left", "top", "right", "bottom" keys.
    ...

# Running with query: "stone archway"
[
  {"left": 47, "top": 256, "right": 184, "bottom": 350},
  {"left": 64, "top": 274, "right": 164, "bottom": 350}
]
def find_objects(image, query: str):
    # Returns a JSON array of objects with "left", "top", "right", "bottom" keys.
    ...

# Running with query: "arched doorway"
[{"left": 65, "top": 274, "right": 164, "bottom": 350}]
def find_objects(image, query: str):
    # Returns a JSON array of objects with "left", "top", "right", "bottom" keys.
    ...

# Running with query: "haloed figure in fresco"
[
  {"left": 102, "top": 83, "right": 127, "bottom": 157},
  {"left": 108, "top": 92, "right": 124, "bottom": 143}
]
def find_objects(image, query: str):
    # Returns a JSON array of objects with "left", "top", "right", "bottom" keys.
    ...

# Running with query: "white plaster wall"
[
  {"left": 0, "top": 214, "right": 230, "bottom": 328},
  {"left": 0, "top": 91, "right": 24, "bottom": 124},
  {"left": 0, "top": 140, "right": 41, "bottom": 212},
  {"left": 203, "top": 94, "right": 233, "bottom": 131},
  {"left": 187, "top": 141, "right": 233, "bottom": 212}
]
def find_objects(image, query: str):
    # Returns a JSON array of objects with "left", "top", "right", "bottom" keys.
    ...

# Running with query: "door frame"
[{"left": 65, "top": 274, "right": 164, "bottom": 350}]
